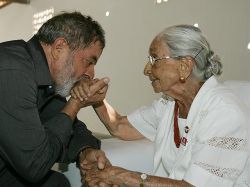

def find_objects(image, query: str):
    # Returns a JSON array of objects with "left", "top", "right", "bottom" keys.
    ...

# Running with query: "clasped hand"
[
  {"left": 79, "top": 148, "right": 120, "bottom": 187},
  {"left": 70, "top": 77, "right": 110, "bottom": 107}
]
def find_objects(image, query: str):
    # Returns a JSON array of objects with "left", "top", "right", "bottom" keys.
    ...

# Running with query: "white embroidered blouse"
[{"left": 127, "top": 76, "right": 250, "bottom": 187}]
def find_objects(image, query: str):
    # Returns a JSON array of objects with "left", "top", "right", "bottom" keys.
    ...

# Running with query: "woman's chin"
[
  {"left": 152, "top": 86, "right": 161, "bottom": 93},
  {"left": 151, "top": 81, "right": 161, "bottom": 93}
]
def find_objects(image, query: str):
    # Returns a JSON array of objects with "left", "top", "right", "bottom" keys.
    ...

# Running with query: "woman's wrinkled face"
[{"left": 144, "top": 37, "right": 180, "bottom": 95}]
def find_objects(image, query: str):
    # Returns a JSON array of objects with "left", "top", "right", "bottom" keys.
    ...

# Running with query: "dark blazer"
[{"left": 0, "top": 36, "right": 100, "bottom": 186}]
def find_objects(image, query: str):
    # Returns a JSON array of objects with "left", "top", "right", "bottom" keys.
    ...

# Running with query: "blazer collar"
[{"left": 27, "top": 35, "right": 53, "bottom": 87}]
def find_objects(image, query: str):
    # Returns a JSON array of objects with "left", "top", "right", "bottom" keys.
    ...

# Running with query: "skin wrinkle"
[{"left": 146, "top": 37, "right": 204, "bottom": 118}]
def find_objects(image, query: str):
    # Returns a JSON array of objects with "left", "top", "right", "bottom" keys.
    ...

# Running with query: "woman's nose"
[{"left": 143, "top": 62, "right": 152, "bottom": 76}]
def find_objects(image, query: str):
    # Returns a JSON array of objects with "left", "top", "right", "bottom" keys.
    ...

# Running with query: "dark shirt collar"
[{"left": 27, "top": 35, "right": 53, "bottom": 87}]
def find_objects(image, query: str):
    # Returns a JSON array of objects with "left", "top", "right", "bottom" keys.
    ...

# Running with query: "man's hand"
[
  {"left": 62, "top": 77, "right": 109, "bottom": 121},
  {"left": 79, "top": 148, "right": 112, "bottom": 186},
  {"left": 71, "top": 77, "right": 109, "bottom": 108},
  {"left": 79, "top": 148, "right": 111, "bottom": 170}
]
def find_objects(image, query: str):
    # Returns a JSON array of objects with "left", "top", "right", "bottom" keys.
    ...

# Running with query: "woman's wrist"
[
  {"left": 139, "top": 173, "right": 148, "bottom": 187},
  {"left": 92, "top": 100, "right": 105, "bottom": 108}
]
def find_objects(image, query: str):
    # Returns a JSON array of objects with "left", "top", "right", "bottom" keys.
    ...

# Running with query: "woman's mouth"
[
  {"left": 151, "top": 79, "right": 159, "bottom": 87},
  {"left": 149, "top": 79, "right": 161, "bottom": 93},
  {"left": 150, "top": 78, "right": 158, "bottom": 84}
]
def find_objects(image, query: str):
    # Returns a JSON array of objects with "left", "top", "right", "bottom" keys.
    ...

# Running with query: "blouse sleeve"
[{"left": 127, "top": 98, "right": 169, "bottom": 141}]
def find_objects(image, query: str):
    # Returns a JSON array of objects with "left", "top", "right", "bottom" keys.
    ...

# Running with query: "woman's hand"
[
  {"left": 84, "top": 165, "right": 195, "bottom": 187},
  {"left": 85, "top": 166, "right": 127, "bottom": 187}
]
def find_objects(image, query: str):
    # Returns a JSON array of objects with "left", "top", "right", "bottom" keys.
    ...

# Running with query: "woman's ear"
[
  {"left": 178, "top": 57, "right": 194, "bottom": 82},
  {"left": 51, "top": 37, "right": 68, "bottom": 60}
]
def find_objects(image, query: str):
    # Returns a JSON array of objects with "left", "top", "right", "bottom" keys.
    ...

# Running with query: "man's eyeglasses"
[{"left": 147, "top": 55, "right": 181, "bottom": 66}]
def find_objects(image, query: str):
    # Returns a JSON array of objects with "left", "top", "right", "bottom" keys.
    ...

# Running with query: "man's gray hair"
[{"left": 36, "top": 11, "right": 105, "bottom": 50}]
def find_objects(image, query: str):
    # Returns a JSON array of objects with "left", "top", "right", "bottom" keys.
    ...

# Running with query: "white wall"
[{"left": 0, "top": 0, "right": 249, "bottom": 134}]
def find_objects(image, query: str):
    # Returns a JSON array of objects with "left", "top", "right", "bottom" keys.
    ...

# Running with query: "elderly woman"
[{"left": 71, "top": 25, "right": 250, "bottom": 187}]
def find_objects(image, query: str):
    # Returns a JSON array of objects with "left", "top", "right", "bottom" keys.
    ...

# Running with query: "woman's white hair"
[{"left": 158, "top": 24, "right": 222, "bottom": 81}]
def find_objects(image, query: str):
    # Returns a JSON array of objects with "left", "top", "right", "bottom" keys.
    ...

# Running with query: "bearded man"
[{"left": 0, "top": 12, "right": 110, "bottom": 187}]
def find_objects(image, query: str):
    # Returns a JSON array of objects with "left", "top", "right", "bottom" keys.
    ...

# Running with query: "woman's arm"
[
  {"left": 93, "top": 100, "right": 144, "bottom": 140},
  {"left": 85, "top": 166, "right": 194, "bottom": 187},
  {"left": 71, "top": 78, "right": 144, "bottom": 140}
]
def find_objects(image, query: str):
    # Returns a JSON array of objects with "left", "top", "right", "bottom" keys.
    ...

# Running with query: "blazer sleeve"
[
  {"left": 39, "top": 94, "right": 101, "bottom": 163},
  {"left": 0, "top": 69, "right": 72, "bottom": 182},
  {"left": 64, "top": 119, "right": 101, "bottom": 163}
]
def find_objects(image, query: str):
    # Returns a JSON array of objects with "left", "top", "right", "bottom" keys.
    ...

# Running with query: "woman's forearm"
[
  {"left": 93, "top": 100, "right": 143, "bottom": 140},
  {"left": 112, "top": 169, "right": 194, "bottom": 187}
]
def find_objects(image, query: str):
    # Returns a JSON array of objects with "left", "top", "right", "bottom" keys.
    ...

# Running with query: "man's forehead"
[{"left": 77, "top": 44, "right": 102, "bottom": 60}]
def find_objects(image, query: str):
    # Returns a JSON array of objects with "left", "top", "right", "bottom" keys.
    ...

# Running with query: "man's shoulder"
[
  {"left": 0, "top": 39, "right": 34, "bottom": 72},
  {"left": 0, "top": 39, "right": 27, "bottom": 53}
]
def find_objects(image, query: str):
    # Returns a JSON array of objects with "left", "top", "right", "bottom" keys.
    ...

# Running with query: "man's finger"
[
  {"left": 99, "top": 181, "right": 110, "bottom": 187},
  {"left": 97, "top": 153, "right": 110, "bottom": 170},
  {"left": 90, "top": 77, "right": 110, "bottom": 94},
  {"left": 97, "top": 85, "right": 108, "bottom": 94}
]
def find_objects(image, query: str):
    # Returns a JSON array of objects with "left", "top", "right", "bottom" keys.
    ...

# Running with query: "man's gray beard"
[
  {"left": 54, "top": 55, "right": 77, "bottom": 97},
  {"left": 55, "top": 77, "right": 77, "bottom": 97}
]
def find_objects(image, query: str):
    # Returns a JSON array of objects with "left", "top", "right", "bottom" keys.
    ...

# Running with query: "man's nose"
[{"left": 85, "top": 65, "right": 95, "bottom": 79}]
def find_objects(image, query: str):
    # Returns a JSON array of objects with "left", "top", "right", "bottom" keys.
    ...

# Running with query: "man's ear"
[
  {"left": 51, "top": 37, "right": 68, "bottom": 60},
  {"left": 178, "top": 57, "right": 194, "bottom": 81}
]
